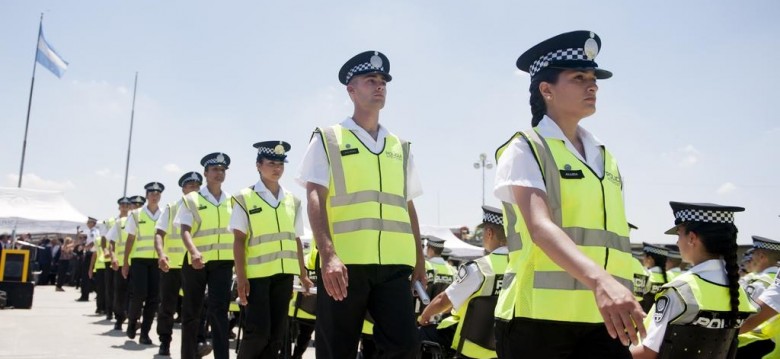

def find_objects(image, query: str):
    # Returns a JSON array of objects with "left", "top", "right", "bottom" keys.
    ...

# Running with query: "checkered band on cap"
[
  {"left": 483, "top": 211, "right": 503, "bottom": 226},
  {"left": 644, "top": 244, "right": 668, "bottom": 257},
  {"left": 203, "top": 154, "right": 228, "bottom": 166},
  {"left": 674, "top": 209, "right": 734, "bottom": 225},
  {"left": 529, "top": 48, "right": 587, "bottom": 77},
  {"left": 257, "top": 147, "right": 281, "bottom": 156},
  {"left": 187, "top": 173, "right": 200, "bottom": 182},
  {"left": 426, "top": 237, "right": 445, "bottom": 249},
  {"left": 754, "top": 237, "right": 780, "bottom": 252},
  {"left": 345, "top": 62, "right": 386, "bottom": 84}
]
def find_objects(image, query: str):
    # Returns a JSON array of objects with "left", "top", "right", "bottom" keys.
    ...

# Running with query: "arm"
[
  {"left": 418, "top": 291, "right": 453, "bottom": 325},
  {"left": 740, "top": 298, "right": 778, "bottom": 334},
  {"left": 181, "top": 224, "right": 204, "bottom": 269},
  {"left": 154, "top": 229, "right": 169, "bottom": 272},
  {"left": 307, "top": 181, "right": 348, "bottom": 301},
  {"left": 408, "top": 200, "right": 427, "bottom": 290},
  {"left": 512, "top": 185, "right": 645, "bottom": 345},
  {"left": 88, "top": 249, "right": 97, "bottom": 279},
  {"left": 233, "top": 229, "right": 249, "bottom": 305},
  {"left": 296, "top": 237, "right": 313, "bottom": 294},
  {"left": 122, "top": 233, "right": 135, "bottom": 278}
]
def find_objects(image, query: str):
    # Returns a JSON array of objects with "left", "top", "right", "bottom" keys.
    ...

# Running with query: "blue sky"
[{"left": 1, "top": 1, "right": 778, "bottom": 244}]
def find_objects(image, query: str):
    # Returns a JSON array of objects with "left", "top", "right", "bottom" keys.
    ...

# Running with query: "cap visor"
[{"left": 664, "top": 225, "right": 678, "bottom": 235}]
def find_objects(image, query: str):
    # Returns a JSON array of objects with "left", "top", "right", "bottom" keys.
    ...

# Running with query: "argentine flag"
[{"left": 36, "top": 25, "right": 68, "bottom": 78}]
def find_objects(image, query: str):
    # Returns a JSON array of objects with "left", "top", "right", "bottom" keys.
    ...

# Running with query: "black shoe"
[
  {"left": 158, "top": 342, "right": 170, "bottom": 356},
  {"left": 106, "top": 313, "right": 113, "bottom": 321},
  {"left": 75, "top": 297, "right": 88, "bottom": 302},
  {"left": 126, "top": 321, "right": 137, "bottom": 339},
  {"left": 139, "top": 334, "right": 152, "bottom": 345},
  {"left": 113, "top": 322, "right": 122, "bottom": 331},
  {"left": 173, "top": 315, "right": 181, "bottom": 324},
  {"left": 197, "top": 342, "right": 212, "bottom": 358}
]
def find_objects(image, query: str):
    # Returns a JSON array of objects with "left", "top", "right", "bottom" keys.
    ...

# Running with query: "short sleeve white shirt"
[
  {"left": 494, "top": 116, "right": 605, "bottom": 203},
  {"left": 156, "top": 200, "right": 183, "bottom": 233},
  {"left": 445, "top": 246, "right": 508, "bottom": 311},
  {"left": 85, "top": 227, "right": 100, "bottom": 246},
  {"left": 174, "top": 186, "right": 229, "bottom": 227},
  {"left": 296, "top": 117, "right": 422, "bottom": 200},
  {"left": 124, "top": 206, "right": 161, "bottom": 236},
  {"left": 642, "top": 259, "right": 729, "bottom": 353},
  {"left": 229, "top": 180, "right": 304, "bottom": 236},
  {"left": 759, "top": 278, "right": 780, "bottom": 313},
  {"left": 106, "top": 217, "right": 127, "bottom": 243}
]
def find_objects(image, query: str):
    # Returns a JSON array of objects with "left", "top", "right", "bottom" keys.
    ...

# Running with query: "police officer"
[
  {"left": 154, "top": 171, "right": 202, "bottom": 356},
  {"left": 289, "top": 244, "right": 318, "bottom": 359},
  {"left": 493, "top": 31, "right": 643, "bottom": 357},
  {"left": 736, "top": 236, "right": 780, "bottom": 357},
  {"left": 664, "top": 245, "right": 683, "bottom": 281},
  {"left": 122, "top": 182, "right": 165, "bottom": 344},
  {"left": 81, "top": 217, "right": 99, "bottom": 308},
  {"left": 106, "top": 196, "right": 133, "bottom": 330},
  {"left": 176, "top": 152, "right": 234, "bottom": 359},
  {"left": 88, "top": 216, "right": 111, "bottom": 317},
  {"left": 97, "top": 209, "right": 120, "bottom": 321},
  {"left": 298, "top": 50, "right": 426, "bottom": 358},
  {"left": 418, "top": 206, "right": 508, "bottom": 359},
  {"left": 629, "top": 223, "right": 650, "bottom": 302},
  {"left": 425, "top": 236, "right": 456, "bottom": 291},
  {"left": 631, "top": 202, "right": 756, "bottom": 358},
  {"left": 231, "top": 141, "right": 312, "bottom": 358},
  {"left": 642, "top": 243, "right": 669, "bottom": 312}
]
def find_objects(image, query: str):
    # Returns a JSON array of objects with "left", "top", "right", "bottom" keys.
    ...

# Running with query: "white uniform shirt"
[
  {"left": 494, "top": 116, "right": 605, "bottom": 202},
  {"left": 174, "top": 186, "right": 229, "bottom": 227},
  {"left": 85, "top": 226, "right": 100, "bottom": 249},
  {"left": 642, "top": 259, "right": 729, "bottom": 353},
  {"left": 155, "top": 199, "right": 183, "bottom": 233},
  {"left": 229, "top": 180, "right": 304, "bottom": 237},
  {"left": 98, "top": 220, "right": 113, "bottom": 237},
  {"left": 746, "top": 266, "right": 780, "bottom": 300},
  {"left": 759, "top": 277, "right": 780, "bottom": 313},
  {"left": 445, "top": 246, "right": 508, "bottom": 311},
  {"left": 106, "top": 216, "right": 128, "bottom": 243},
  {"left": 296, "top": 117, "right": 423, "bottom": 200},
  {"left": 124, "top": 206, "right": 162, "bottom": 236}
]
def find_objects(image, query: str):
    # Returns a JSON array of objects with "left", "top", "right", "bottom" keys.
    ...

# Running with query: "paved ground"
[{"left": 0, "top": 284, "right": 315, "bottom": 359}]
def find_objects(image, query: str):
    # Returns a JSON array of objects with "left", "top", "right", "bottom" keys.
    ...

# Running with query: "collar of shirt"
[
  {"left": 536, "top": 115, "right": 604, "bottom": 165},
  {"left": 199, "top": 186, "right": 227, "bottom": 206},
  {"left": 491, "top": 246, "right": 509, "bottom": 254},
  {"left": 761, "top": 266, "right": 779, "bottom": 275},
  {"left": 428, "top": 257, "right": 447, "bottom": 265},
  {"left": 341, "top": 117, "right": 388, "bottom": 153},
  {"left": 254, "top": 179, "right": 285, "bottom": 202},
  {"left": 142, "top": 206, "right": 161, "bottom": 221},
  {"left": 650, "top": 266, "right": 664, "bottom": 273},
  {"left": 687, "top": 259, "right": 727, "bottom": 284}
]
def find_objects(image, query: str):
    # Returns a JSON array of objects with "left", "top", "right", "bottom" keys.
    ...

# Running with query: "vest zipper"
[
  {"left": 216, "top": 201, "right": 222, "bottom": 261},
  {"left": 573, "top": 149, "right": 609, "bottom": 268},
  {"left": 275, "top": 207, "right": 283, "bottom": 273},
  {"left": 377, "top": 154, "right": 383, "bottom": 265}
]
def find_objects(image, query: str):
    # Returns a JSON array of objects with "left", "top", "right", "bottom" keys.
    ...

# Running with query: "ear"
[{"left": 539, "top": 81, "right": 553, "bottom": 99}]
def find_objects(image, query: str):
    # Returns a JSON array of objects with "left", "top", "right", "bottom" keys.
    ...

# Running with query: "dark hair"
[
  {"left": 645, "top": 252, "right": 669, "bottom": 283},
  {"left": 684, "top": 222, "right": 740, "bottom": 327},
  {"left": 429, "top": 246, "right": 444, "bottom": 256},
  {"left": 529, "top": 68, "right": 564, "bottom": 126}
]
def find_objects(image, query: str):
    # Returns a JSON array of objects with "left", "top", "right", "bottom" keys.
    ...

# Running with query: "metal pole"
[
  {"left": 18, "top": 13, "right": 44, "bottom": 188},
  {"left": 481, "top": 159, "right": 485, "bottom": 206},
  {"left": 122, "top": 72, "right": 138, "bottom": 196}
]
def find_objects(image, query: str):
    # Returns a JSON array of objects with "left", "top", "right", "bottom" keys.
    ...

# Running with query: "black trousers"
[
  {"left": 94, "top": 267, "right": 106, "bottom": 311},
  {"left": 495, "top": 318, "right": 631, "bottom": 359},
  {"left": 55, "top": 260, "right": 70, "bottom": 288},
  {"left": 315, "top": 264, "right": 418, "bottom": 359},
  {"left": 292, "top": 319, "right": 315, "bottom": 359},
  {"left": 237, "top": 274, "right": 294, "bottom": 359},
  {"left": 80, "top": 252, "right": 93, "bottom": 300},
  {"left": 157, "top": 268, "right": 182, "bottom": 344},
  {"left": 104, "top": 262, "right": 114, "bottom": 316},
  {"left": 128, "top": 258, "right": 160, "bottom": 335},
  {"left": 113, "top": 269, "right": 130, "bottom": 323},
  {"left": 418, "top": 324, "right": 455, "bottom": 358},
  {"left": 181, "top": 258, "right": 233, "bottom": 359}
]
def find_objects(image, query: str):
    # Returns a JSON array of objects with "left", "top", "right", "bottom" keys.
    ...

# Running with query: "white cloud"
[
  {"left": 5, "top": 173, "right": 75, "bottom": 191},
  {"left": 716, "top": 182, "right": 737, "bottom": 195},
  {"left": 96, "top": 168, "right": 112, "bottom": 177},
  {"left": 663, "top": 144, "right": 700, "bottom": 168},
  {"left": 163, "top": 163, "right": 181, "bottom": 173}
]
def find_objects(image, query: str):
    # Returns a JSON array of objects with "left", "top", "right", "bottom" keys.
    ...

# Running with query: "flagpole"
[
  {"left": 122, "top": 72, "right": 138, "bottom": 197},
  {"left": 17, "top": 13, "right": 44, "bottom": 188}
]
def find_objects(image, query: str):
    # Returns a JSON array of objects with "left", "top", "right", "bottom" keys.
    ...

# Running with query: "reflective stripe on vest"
[
  {"left": 183, "top": 191, "right": 233, "bottom": 262},
  {"left": 494, "top": 129, "right": 632, "bottom": 323},
  {"left": 446, "top": 252, "right": 508, "bottom": 358},
  {"left": 319, "top": 125, "right": 415, "bottom": 266},
  {"left": 130, "top": 208, "right": 159, "bottom": 259},
  {"left": 114, "top": 217, "right": 130, "bottom": 266},
  {"left": 233, "top": 187, "right": 300, "bottom": 278},
  {"left": 163, "top": 200, "right": 186, "bottom": 269},
  {"left": 660, "top": 272, "right": 755, "bottom": 329}
]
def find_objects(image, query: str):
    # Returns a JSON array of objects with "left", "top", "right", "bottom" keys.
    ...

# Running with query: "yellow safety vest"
[
  {"left": 182, "top": 191, "right": 233, "bottom": 263},
  {"left": 666, "top": 267, "right": 682, "bottom": 282},
  {"left": 129, "top": 208, "right": 159, "bottom": 259},
  {"left": 632, "top": 258, "right": 650, "bottom": 301},
  {"left": 739, "top": 271, "right": 780, "bottom": 353},
  {"left": 494, "top": 129, "right": 632, "bottom": 323},
  {"left": 288, "top": 248, "right": 319, "bottom": 321},
  {"left": 113, "top": 217, "right": 130, "bottom": 266},
  {"left": 162, "top": 200, "right": 186, "bottom": 269},
  {"left": 438, "top": 251, "right": 507, "bottom": 359},
  {"left": 429, "top": 260, "right": 456, "bottom": 286},
  {"left": 318, "top": 125, "right": 415, "bottom": 267},
  {"left": 648, "top": 267, "right": 667, "bottom": 296},
  {"left": 232, "top": 187, "right": 300, "bottom": 279}
]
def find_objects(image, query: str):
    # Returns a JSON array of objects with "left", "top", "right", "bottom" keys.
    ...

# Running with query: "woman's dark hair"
[
  {"left": 684, "top": 221, "right": 740, "bottom": 327},
  {"left": 645, "top": 252, "right": 669, "bottom": 284},
  {"left": 529, "top": 68, "right": 564, "bottom": 126}
]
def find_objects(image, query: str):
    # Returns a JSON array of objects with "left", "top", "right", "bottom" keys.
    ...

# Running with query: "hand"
[
  {"left": 412, "top": 260, "right": 427, "bottom": 292},
  {"left": 593, "top": 275, "right": 647, "bottom": 346},
  {"left": 88, "top": 270, "right": 93, "bottom": 279},
  {"left": 321, "top": 253, "right": 348, "bottom": 301},
  {"left": 237, "top": 277, "right": 250, "bottom": 306},
  {"left": 111, "top": 260, "right": 119, "bottom": 271},
  {"left": 299, "top": 273, "right": 314, "bottom": 296},
  {"left": 191, "top": 252, "right": 205, "bottom": 270},
  {"left": 121, "top": 263, "right": 129, "bottom": 279},
  {"left": 417, "top": 315, "right": 432, "bottom": 326},
  {"left": 158, "top": 256, "right": 170, "bottom": 272}
]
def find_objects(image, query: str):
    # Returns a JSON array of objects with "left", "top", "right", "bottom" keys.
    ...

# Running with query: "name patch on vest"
[
  {"left": 197, "top": 205, "right": 208, "bottom": 211},
  {"left": 138, "top": 220, "right": 147, "bottom": 224},
  {"left": 248, "top": 207, "right": 263, "bottom": 215},
  {"left": 559, "top": 169, "right": 585, "bottom": 179},
  {"left": 340, "top": 148, "right": 359, "bottom": 156}
]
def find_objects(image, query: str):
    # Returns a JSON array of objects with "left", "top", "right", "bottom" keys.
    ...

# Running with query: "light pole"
[{"left": 473, "top": 153, "right": 493, "bottom": 206}]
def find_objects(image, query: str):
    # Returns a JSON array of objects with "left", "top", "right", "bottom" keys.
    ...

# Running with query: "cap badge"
[
  {"left": 345, "top": 144, "right": 351, "bottom": 149},
  {"left": 216, "top": 153, "right": 225, "bottom": 163},
  {"left": 584, "top": 38, "right": 599, "bottom": 60},
  {"left": 274, "top": 144, "right": 285, "bottom": 155},
  {"left": 370, "top": 52, "right": 383, "bottom": 69},
  {"left": 564, "top": 164, "right": 572, "bottom": 170}
]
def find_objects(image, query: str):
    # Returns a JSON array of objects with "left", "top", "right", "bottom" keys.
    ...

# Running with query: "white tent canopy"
[
  {"left": 0, "top": 187, "right": 87, "bottom": 234},
  {"left": 420, "top": 224, "right": 484, "bottom": 259}
]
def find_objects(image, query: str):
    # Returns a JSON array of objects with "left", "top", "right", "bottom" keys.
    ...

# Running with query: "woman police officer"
[{"left": 493, "top": 30, "right": 644, "bottom": 358}]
